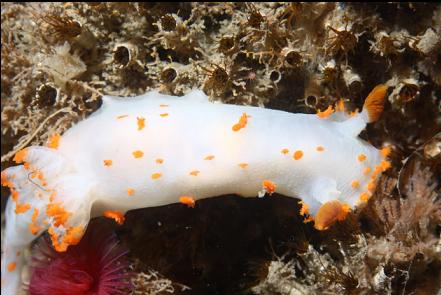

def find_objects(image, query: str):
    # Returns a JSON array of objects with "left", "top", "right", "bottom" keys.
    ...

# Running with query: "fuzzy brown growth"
[
  {"left": 314, "top": 200, "right": 350, "bottom": 230},
  {"left": 363, "top": 84, "right": 388, "bottom": 122}
]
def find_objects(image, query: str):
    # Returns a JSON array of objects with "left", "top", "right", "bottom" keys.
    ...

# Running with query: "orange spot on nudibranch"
[
  {"left": 156, "top": 158, "right": 164, "bottom": 164},
  {"left": 316, "top": 105, "right": 334, "bottom": 119},
  {"left": 367, "top": 181, "right": 376, "bottom": 192},
  {"left": 335, "top": 99, "right": 345, "bottom": 112},
  {"left": 359, "top": 192, "right": 370, "bottom": 202},
  {"left": 358, "top": 154, "right": 366, "bottom": 162},
  {"left": 380, "top": 160, "right": 391, "bottom": 171},
  {"left": 137, "top": 116, "right": 145, "bottom": 131},
  {"left": 299, "top": 201, "right": 309, "bottom": 216},
  {"left": 160, "top": 113, "right": 169, "bottom": 117},
  {"left": 314, "top": 200, "right": 350, "bottom": 230},
  {"left": 15, "top": 203, "right": 31, "bottom": 214},
  {"left": 351, "top": 180, "right": 360, "bottom": 189},
  {"left": 363, "top": 167, "right": 372, "bottom": 175},
  {"left": 151, "top": 173, "right": 162, "bottom": 180},
  {"left": 232, "top": 113, "right": 249, "bottom": 131},
  {"left": 238, "top": 163, "right": 248, "bottom": 169},
  {"left": 103, "top": 210, "right": 125, "bottom": 225},
  {"left": 179, "top": 196, "right": 195, "bottom": 208},
  {"left": 293, "top": 150, "right": 303, "bottom": 160},
  {"left": 13, "top": 148, "right": 28, "bottom": 164},
  {"left": 281, "top": 148, "right": 289, "bottom": 155},
  {"left": 363, "top": 84, "right": 388, "bottom": 122},
  {"left": 46, "top": 203, "right": 71, "bottom": 227},
  {"left": 7, "top": 262, "right": 16, "bottom": 272},
  {"left": 127, "top": 188, "right": 135, "bottom": 196},
  {"left": 133, "top": 150, "right": 144, "bottom": 158},
  {"left": 189, "top": 170, "right": 200, "bottom": 176},
  {"left": 29, "top": 208, "right": 40, "bottom": 235},
  {"left": 380, "top": 146, "right": 392, "bottom": 158},
  {"left": 262, "top": 180, "right": 276, "bottom": 195},
  {"left": 103, "top": 159, "right": 113, "bottom": 166},
  {"left": 47, "top": 133, "right": 61, "bottom": 149},
  {"left": 204, "top": 155, "right": 215, "bottom": 160},
  {"left": 316, "top": 146, "right": 324, "bottom": 152}
]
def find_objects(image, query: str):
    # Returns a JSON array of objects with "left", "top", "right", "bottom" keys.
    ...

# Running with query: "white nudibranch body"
[{"left": 1, "top": 85, "right": 390, "bottom": 294}]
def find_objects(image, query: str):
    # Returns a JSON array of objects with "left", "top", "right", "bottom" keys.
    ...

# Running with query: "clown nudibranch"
[{"left": 1, "top": 85, "right": 390, "bottom": 294}]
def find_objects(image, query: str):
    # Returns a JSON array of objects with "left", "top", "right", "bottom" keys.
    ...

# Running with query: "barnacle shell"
[
  {"left": 113, "top": 42, "right": 140, "bottom": 69},
  {"left": 35, "top": 83, "right": 59, "bottom": 107}
]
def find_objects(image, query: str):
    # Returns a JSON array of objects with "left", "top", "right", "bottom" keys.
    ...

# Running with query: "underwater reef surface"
[{"left": 1, "top": 2, "right": 440, "bottom": 294}]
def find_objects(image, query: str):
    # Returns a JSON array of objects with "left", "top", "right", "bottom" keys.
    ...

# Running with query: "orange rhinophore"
[
  {"left": 103, "top": 210, "right": 125, "bottom": 225},
  {"left": 363, "top": 84, "right": 388, "bottom": 122},
  {"left": 103, "top": 159, "right": 113, "bottom": 167},
  {"left": 314, "top": 200, "right": 350, "bottom": 230},
  {"left": 47, "top": 133, "right": 61, "bottom": 149},
  {"left": 232, "top": 113, "right": 249, "bottom": 131},
  {"left": 137, "top": 116, "right": 145, "bottom": 131},
  {"left": 262, "top": 180, "right": 276, "bottom": 195},
  {"left": 179, "top": 196, "right": 195, "bottom": 208},
  {"left": 293, "top": 150, "right": 303, "bottom": 160},
  {"left": 316, "top": 105, "right": 334, "bottom": 119}
]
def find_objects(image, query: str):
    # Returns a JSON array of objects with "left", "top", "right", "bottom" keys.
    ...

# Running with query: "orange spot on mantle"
[
  {"left": 103, "top": 210, "right": 125, "bottom": 225},
  {"left": 7, "top": 262, "right": 16, "bottom": 272},
  {"left": 137, "top": 116, "right": 145, "bottom": 131},
  {"left": 103, "top": 159, "right": 113, "bottom": 167},
  {"left": 262, "top": 180, "right": 276, "bottom": 195},
  {"left": 316, "top": 105, "right": 334, "bottom": 119},
  {"left": 47, "top": 133, "right": 61, "bottom": 149},
  {"left": 358, "top": 154, "right": 366, "bottom": 162},
  {"left": 179, "top": 196, "right": 195, "bottom": 208},
  {"left": 293, "top": 150, "right": 303, "bottom": 160},
  {"left": 151, "top": 173, "right": 162, "bottom": 180},
  {"left": 133, "top": 150, "right": 144, "bottom": 158},
  {"left": 232, "top": 113, "right": 249, "bottom": 131}
]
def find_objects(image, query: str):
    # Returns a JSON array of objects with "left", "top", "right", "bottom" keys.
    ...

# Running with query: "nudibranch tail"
[{"left": 1, "top": 147, "right": 93, "bottom": 293}]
